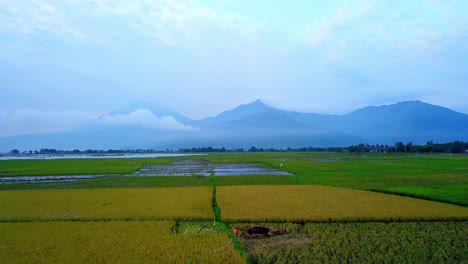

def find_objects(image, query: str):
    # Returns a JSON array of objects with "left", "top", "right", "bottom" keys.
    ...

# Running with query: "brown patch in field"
[{"left": 232, "top": 225, "right": 286, "bottom": 239}]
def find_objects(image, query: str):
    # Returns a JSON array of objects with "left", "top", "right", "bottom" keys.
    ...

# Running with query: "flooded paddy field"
[
  {"left": 0, "top": 174, "right": 116, "bottom": 184},
  {"left": 128, "top": 160, "right": 293, "bottom": 177},
  {"left": 0, "top": 153, "right": 203, "bottom": 160}
]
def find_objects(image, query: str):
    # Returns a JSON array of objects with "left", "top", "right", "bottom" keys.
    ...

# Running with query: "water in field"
[
  {"left": 129, "top": 160, "right": 293, "bottom": 177},
  {"left": 0, "top": 174, "right": 116, "bottom": 184},
  {"left": 0, "top": 153, "right": 203, "bottom": 160}
]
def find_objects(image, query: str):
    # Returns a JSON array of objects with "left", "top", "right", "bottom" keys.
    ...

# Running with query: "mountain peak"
[
  {"left": 253, "top": 99, "right": 265, "bottom": 104},
  {"left": 243, "top": 99, "right": 271, "bottom": 109},
  {"left": 208, "top": 99, "right": 274, "bottom": 123},
  {"left": 237, "top": 99, "right": 272, "bottom": 111}
]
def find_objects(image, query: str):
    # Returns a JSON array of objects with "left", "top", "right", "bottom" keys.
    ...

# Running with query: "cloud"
[
  {"left": 0, "top": 0, "right": 86, "bottom": 42},
  {"left": 98, "top": 109, "right": 194, "bottom": 130},
  {"left": 305, "top": 0, "right": 374, "bottom": 48},
  {"left": 0, "top": 108, "right": 194, "bottom": 137},
  {"left": 301, "top": 0, "right": 468, "bottom": 61},
  {"left": 0, "top": 109, "right": 95, "bottom": 137}
]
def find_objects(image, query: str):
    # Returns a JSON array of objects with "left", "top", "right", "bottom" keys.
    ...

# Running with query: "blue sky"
[{"left": 0, "top": 0, "right": 467, "bottom": 136}]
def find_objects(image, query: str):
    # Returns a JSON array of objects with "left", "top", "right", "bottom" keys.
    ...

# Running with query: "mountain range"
[{"left": 1, "top": 100, "right": 467, "bottom": 151}]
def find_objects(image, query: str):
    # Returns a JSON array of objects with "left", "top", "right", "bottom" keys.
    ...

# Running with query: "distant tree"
[
  {"left": 9, "top": 149, "right": 20, "bottom": 155},
  {"left": 395, "top": 142, "right": 405, "bottom": 152},
  {"left": 248, "top": 146, "right": 257, "bottom": 152},
  {"left": 405, "top": 142, "right": 413, "bottom": 153},
  {"left": 450, "top": 141, "right": 465, "bottom": 153}
]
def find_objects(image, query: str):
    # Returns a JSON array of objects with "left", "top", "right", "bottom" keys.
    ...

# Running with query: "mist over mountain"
[
  {"left": 1, "top": 100, "right": 467, "bottom": 152},
  {"left": 108, "top": 101, "right": 192, "bottom": 124}
]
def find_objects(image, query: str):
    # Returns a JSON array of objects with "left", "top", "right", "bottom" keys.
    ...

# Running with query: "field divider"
[
  {"left": 0, "top": 217, "right": 214, "bottom": 224},
  {"left": 221, "top": 217, "right": 468, "bottom": 224},
  {"left": 210, "top": 170, "right": 247, "bottom": 259}
]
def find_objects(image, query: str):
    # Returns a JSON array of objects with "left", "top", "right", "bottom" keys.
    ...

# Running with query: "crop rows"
[
  {"left": 216, "top": 185, "right": 468, "bottom": 222},
  {"left": 245, "top": 221, "right": 468, "bottom": 263},
  {"left": 0, "top": 187, "right": 213, "bottom": 221},
  {"left": 0, "top": 221, "right": 245, "bottom": 264}
]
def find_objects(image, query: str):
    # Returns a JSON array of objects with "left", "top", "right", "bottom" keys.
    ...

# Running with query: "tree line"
[
  {"left": 346, "top": 141, "right": 467, "bottom": 153},
  {"left": 5, "top": 140, "right": 467, "bottom": 155}
]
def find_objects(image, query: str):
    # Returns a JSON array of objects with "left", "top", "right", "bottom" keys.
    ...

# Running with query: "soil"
[
  {"left": 233, "top": 225, "right": 314, "bottom": 256},
  {"left": 232, "top": 225, "right": 287, "bottom": 239}
]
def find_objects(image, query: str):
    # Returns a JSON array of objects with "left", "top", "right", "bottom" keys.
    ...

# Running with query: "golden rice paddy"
[
  {"left": 217, "top": 185, "right": 468, "bottom": 222},
  {"left": 0, "top": 187, "right": 213, "bottom": 221},
  {"left": 0, "top": 221, "right": 244, "bottom": 264}
]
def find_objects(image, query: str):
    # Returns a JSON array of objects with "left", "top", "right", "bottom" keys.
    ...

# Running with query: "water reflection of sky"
[
  {"left": 130, "top": 160, "right": 293, "bottom": 177},
  {"left": 0, "top": 153, "right": 204, "bottom": 160}
]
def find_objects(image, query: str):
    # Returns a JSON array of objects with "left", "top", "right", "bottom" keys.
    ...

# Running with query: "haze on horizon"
[{"left": 1, "top": 0, "right": 467, "bottom": 137}]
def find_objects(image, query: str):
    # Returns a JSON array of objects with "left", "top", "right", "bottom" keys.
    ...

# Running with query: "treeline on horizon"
[{"left": 3, "top": 140, "right": 467, "bottom": 155}]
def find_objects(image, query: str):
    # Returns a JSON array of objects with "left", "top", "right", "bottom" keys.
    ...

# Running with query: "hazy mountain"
[
  {"left": 1, "top": 100, "right": 467, "bottom": 152},
  {"left": 337, "top": 101, "right": 468, "bottom": 143},
  {"left": 195, "top": 99, "right": 274, "bottom": 127}
]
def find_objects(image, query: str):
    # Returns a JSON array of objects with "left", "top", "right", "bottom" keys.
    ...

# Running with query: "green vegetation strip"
[
  {"left": 211, "top": 171, "right": 247, "bottom": 259},
  {"left": 372, "top": 185, "right": 468, "bottom": 207},
  {"left": 0, "top": 158, "right": 172, "bottom": 176}
]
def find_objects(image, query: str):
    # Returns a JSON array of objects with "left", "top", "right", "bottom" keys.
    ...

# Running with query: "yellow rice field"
[
  {"left": 0, "top": 187, "right": 213, "bottom": 221},
  {"left": 217, "top": 185, "right": 468, "bottom": 222},
  {"left": 0, "top": 221, "right": 245, "bottom": 264}
]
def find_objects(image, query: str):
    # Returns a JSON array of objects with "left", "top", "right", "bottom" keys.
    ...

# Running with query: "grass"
[
  {"left": 374, "top": 185, "right": 468, "bottom": 207},
  {"left": 0, "top": 175, "right": 297, "bottom": 191},
  {"left": 216, "top": 185, "right": 468, "bottom": 222},
  {"left": 263, "top": 154, "right": 468, "bottom": 190},
  {"left": 0, "top": 187, "right": 213, "bottom": 221},
  {"left": 0, "top": 220, "right": 245, "bottom": 264},
  {"left": 215, "top": 175, "right": 298, "bottom": 186},
  {"left": 0, "top": 176, "right": 214, "bottom": 190},
  {"left": 243, "top": 221, "right": 468, "bottom": 263}
]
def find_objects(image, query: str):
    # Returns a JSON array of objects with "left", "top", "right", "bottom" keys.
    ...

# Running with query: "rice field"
[
  {"left": 0, "top": 158, "right": 172, "bottom": 176},
  {"left": 244, "top": 221, "right": 468, "bottom": 263},
  {"left": 0, "top": 187, "right": 213, "bottom": 221},
  {"left": 217, "top": 185, "right": 468, "bottom": 222},
  {"left": 0, "top": 221, "right": 245, "bottom": 264},
  {"left": 1, "top": 153, "right": 467, "bottom": 263}
]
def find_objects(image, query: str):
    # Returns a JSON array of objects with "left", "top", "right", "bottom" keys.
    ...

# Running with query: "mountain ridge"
[{"left": 0, "top": 100, "right": 467, "bottom": 151}]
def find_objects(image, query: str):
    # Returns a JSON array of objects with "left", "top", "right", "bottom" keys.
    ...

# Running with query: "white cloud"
[
  {"left": 98, "top": 109, "right": 194, "bottom": 130},
  {"left": 0, "top": 109, "right": 95, "bottom": 137},
  {"left": 0, "top": 108, "right": 194, "bottom": 137},
  {"left": 60, "top": 0, "right": 258, "bottom": 49},
  {"left": 0, "top": 0, "right": 86, "bottom": 42},
  {"left": 305, "top": 0, "right": 374, "bottom": 48},
  {"left": 301, "top": 0, "right": 467, "bottom": 61}
]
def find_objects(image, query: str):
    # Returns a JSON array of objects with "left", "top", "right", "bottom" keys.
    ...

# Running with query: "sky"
[{"left": 0, "top": 0, "right": 467, "bottom": 136}]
